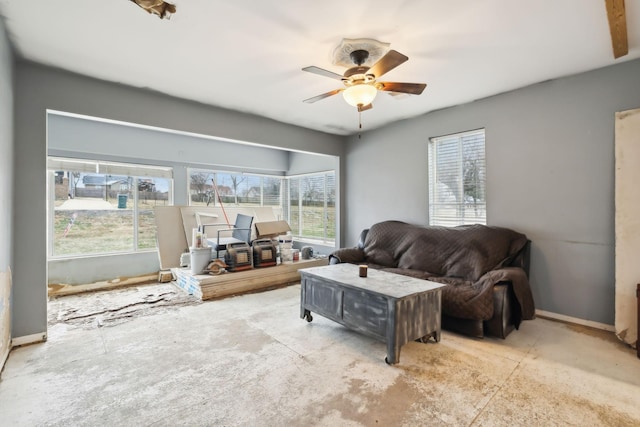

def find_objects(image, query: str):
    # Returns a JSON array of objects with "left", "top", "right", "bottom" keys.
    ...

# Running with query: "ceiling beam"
[{"left": 605, "top": 0, "right": 628, "bottom": 58}]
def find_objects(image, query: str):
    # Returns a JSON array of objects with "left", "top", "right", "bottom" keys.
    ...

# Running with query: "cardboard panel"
[
  {"left": 154, "top": 206, "right": 189, "bottom": 270},
  {"left": 255, "top": 220, "right": 291, "bottom": 238}
]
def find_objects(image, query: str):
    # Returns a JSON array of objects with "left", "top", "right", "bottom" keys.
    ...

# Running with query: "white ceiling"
[{"left": 1, "top": 0, "right": 639, "bottom": 136}]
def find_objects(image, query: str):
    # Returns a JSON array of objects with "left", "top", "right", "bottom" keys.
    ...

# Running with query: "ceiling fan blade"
[
  {"left": 302, "top": 66, "right": 344, "bottom": 80},
  {"left": 605, "top": 0, "right": 628, "bottom": 58},
  {"left": 358, "top": 103, "right": 373, "bottom": 112},
  {"left": 378, "top": 82, "right": 427, "bottom": 95},
  {"left": 367, "top": 50, "right": 408, "bottom": 78},
  {"left": 303, "top": 89, "right": 343, "bottom": 104}
]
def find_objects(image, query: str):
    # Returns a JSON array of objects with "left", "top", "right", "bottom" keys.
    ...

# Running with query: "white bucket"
[
  {"left": 278, "top": 234, "right": 293, "bottom": 250},
  {"left": 190, "top": 247, "right": 212, "bottom": 275},
  {"left": 281, "top": 248, "right": 293, "bottom": 262}
]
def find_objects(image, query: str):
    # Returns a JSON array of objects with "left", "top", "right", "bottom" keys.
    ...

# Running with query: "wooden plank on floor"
[
  {"left": 173, "top": 258, "right": 328, "bottom": 300},
  {"left": 48, "top": 273, "right": 158, "bottom": 297}
]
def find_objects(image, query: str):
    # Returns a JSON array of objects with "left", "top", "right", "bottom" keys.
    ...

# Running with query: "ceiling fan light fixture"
[{"left": 342, "top": 84, "right": 377, "bottom": 108}]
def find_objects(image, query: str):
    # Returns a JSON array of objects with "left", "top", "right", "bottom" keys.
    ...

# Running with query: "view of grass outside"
[
  {"left": 138, "top": 197, "right": 162, "bottom": 250},
  {"left": 54, "top": 210, "right": 134, "bottom": 256},
  {"left": 53, "top": 197, "right": 169, "bottom": 257},
  {"left": 289, "top": 205, "right": 336, "bottom": 240},
  {"left": 51, "top": 169, "right": 171, "bottom": 257}
]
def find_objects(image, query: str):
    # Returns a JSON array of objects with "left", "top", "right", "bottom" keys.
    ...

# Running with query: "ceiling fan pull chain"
[{"left": 359, "top": 110, "right": 362, "bottom": 129}]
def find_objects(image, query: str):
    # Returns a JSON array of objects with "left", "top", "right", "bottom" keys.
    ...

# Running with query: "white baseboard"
[
  {"left": 536, "top": 309, "right": 615, "bottom": 332},
  {"left": 11, "top": 332, "right": 47, "bottom": 347}
]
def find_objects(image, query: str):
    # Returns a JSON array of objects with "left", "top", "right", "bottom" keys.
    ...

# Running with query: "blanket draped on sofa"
[{"left": 334, "top": 221, "right": 535, "bottom": 322}]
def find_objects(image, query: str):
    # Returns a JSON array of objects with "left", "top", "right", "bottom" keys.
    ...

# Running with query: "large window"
[
  {"left": 189, "top": 169, "right": 336, "bottom": 245},
  {"left": 189, "top": 169, "right": 283, "bottom": 217},
  {"left": 286, "top": 172, "right": 335, "bottom": 244},
  {"left": 48, "top": 158, "right": 173, "bottom": 257},
  {"left": 428, "top": 129, "right": 486, "bottom": 226}
]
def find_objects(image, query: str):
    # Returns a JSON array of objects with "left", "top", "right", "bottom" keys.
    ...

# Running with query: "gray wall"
[
  {"left": 0, "top": 17, "right": 14, "bottom": 358},
  {"left": 48, "top": 113, "right": 291, "bottom": 176},
  {"left": 48, "top": 252, "right": 160, "bottom": 286},
  {"left": 345, "top": 58, "right": 640, "bottom": 326},
  {"left": 13, "top": 61, "right": 345, "bottom": 338},
  {"left": 287, "top": 151, "right": 338, "bottom": 176}
]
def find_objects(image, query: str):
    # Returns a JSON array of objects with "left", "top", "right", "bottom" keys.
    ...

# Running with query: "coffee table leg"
[
  {"left": 302, "top": 309, "right": 313, "bottom": 322},
  {"left": 385, "top": 343, "right": 401, "bottom": 365}
]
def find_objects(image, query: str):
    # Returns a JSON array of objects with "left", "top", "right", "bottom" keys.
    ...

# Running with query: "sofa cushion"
[
  {"left": 364, "top": 221, "right": 528, "bottom": 282},
  {"left": 362, "top": 220, "right": 407, "bottom": 268}
]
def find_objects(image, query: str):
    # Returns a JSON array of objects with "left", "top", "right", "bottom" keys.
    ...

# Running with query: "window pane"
[
  {"left": 215, "top": 173, "right": 253, "bottom": 206},
  {"left": 189, "top": 171, "right": 214, "bottom": 206},
  {"left": 301, "top": 175, "right": 324, "bottom": 238},
  {"left": 326, "top": 172, "right": 336, "bottom": 240},
  {"left": 286, "top": 171, "right": 335, "bottom": 244},
  {"left": 53, "top": 172, "right": 134, "bottom": 256},
  {"left": 185, "top": 167, "right": 333, "bottom": 243},
  {"left": 50, "top": 161, "right": 173, "bottom": 258},
  {"left": 289, "top": 178, "right": 300, "bottom": 236},
  {"left": 241, "top": 175, "right": 262, "bottom": 206},
  {"left": 263, "top": 177, "right": 283, "bottom": 219},
  {"left": 188, "top": 168, "right": 284, "bottom": 218},
  {"left": 137, "top": 177, "right": 171, "bottom": 250},
  {"left": 429, "top": 130, "right": 486, "bottom": 227}
]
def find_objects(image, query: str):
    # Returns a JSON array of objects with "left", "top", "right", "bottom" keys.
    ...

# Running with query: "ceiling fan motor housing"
[
  {"left": 343, "top": 50, "right": 379, "bottom": 86},
  {"left": 342, "top": 66, "right": 375, "bottom": 86}
]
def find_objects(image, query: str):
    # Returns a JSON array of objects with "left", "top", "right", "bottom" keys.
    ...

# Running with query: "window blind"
[
  {"left": 286, "top": 171, "right": 335, "bottom": 243},
  {"left": 48, "top": 157, "right": 173, "bottom": 179},
  {"left": 428, "top": 129, "right": 486, "bottom": 226}
]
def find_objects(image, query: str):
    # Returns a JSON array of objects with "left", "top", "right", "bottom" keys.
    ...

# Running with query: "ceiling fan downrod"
[{"left": 349, "top": 50, "right": 370, "bottom": 66}]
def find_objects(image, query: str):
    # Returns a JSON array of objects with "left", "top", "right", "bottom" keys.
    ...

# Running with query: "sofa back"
[{"left": 359, "top": 221, "right": 530, "bottom": 281}]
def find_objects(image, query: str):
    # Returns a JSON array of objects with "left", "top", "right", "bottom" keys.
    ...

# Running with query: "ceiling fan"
[
  {"left": 302, "top": 48, "right": 427, "bottom": 113},
  {"left": 129, "top": 0, "right": 176, "bottom": 20}
]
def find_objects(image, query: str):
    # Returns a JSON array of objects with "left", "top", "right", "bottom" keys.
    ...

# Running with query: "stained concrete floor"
[{"left": 1, "top": 282, "right": 639, "bottom": 426}]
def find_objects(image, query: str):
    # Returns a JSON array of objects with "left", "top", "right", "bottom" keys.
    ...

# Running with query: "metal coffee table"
[{"left": 300, "top": 263, "right": 445, "bottom": 364}]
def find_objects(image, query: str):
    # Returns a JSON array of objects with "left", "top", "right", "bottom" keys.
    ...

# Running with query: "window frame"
[
  {"left": 187, "top": 168, "right": 284, "bottom": 212},
  {"left": 187, "top": 167, "right": 337, "bottom": 245},
  {"left": 285, "top": 171, "right": 336, "bottom": 245},
  {"left": 428, "top": 128, "right": 487, "bottom": 227},
  {"left": 47, "top": 157, "right": 174, "bottom": 259}
]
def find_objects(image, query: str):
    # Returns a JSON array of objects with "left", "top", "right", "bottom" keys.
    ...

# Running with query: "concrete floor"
[{"left": 1, "top": 282, "right": 639, "bottom": 426}]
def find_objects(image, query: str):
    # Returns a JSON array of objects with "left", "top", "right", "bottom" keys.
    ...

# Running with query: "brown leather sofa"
[{"left": 329, "top": 221, "right": 535, "bottom": 338}]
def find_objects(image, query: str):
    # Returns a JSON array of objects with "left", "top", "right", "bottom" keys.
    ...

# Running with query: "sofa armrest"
[
  {"left": 328, "top": 248, "right": 366, "bottom": 265},
  {"left": 508, "top": 239, "right": 531, "bottom": 278},
  {"left": 478, "top": 266, "right": 535, "bottom": 322}
]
